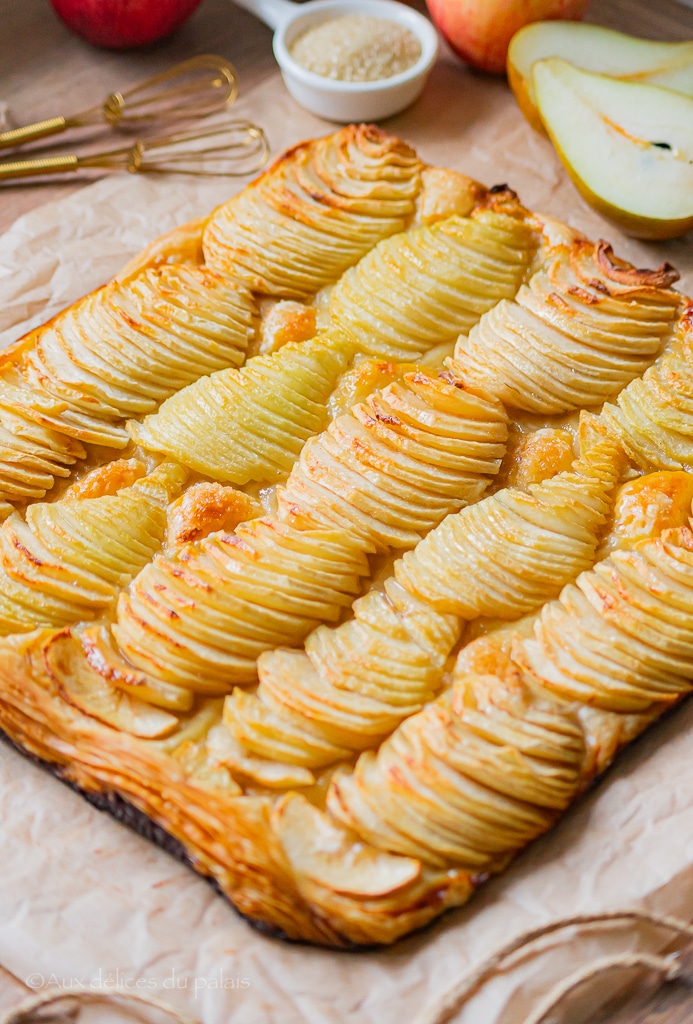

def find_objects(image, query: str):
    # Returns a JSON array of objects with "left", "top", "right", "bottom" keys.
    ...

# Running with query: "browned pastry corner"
[{"left": 0, "top": 124, "right": 691, "bottom": 947}]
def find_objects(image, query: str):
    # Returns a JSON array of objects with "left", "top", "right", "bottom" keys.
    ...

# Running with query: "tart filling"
[{"left": 0, "top": 124, "right": 690, "bottom": 947}]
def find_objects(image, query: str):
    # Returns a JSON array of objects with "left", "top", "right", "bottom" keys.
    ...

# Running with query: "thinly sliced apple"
[
  {"left": 531, "top": 58, "right": 693, "bottom": 240},
  {"left": 42, "top": 629, "right": 179, "bottom": 739},
  {"left": 206, "top": 723, "right": 316, "bottom": 789},
  {"left": 509, "top": 22, "right": 693, "bottom": 132},
  {"left": 78, "top": 622, "right": 194, "bottom": 712},
  {"left": 273, "top": 794, "right": 421, "bottom": 898}
]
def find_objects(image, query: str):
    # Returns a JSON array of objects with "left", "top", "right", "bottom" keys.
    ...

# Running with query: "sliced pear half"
[
  {"left": 509, "top": 22, "right": 693, "bottom": 132},
  {"left": 532, "top": 58, "right": 693, "bottom": 240}
]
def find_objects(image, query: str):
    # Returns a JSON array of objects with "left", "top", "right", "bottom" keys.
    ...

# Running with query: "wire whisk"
[
  {"left": 0, "top": 121, "right": 270, "bottom": 182},
  {"left": 0, "top": 55, "right": 240, "bottom": 151}
]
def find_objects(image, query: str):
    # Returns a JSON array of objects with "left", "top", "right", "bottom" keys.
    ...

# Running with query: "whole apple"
[
  {"left": 425, "top": 0, "right": 591, "bottom": 74},
  {"left": 50, "top": 0, "right": 205, "bottom": 49}
]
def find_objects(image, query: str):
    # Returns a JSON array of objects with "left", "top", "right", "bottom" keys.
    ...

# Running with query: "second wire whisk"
[{"left": 0, "top": 121, "right": 270, "bottom": 181}]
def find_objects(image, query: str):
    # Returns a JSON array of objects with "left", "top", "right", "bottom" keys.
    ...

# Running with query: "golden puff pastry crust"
[{"left": 0, "top": 126, "right": 692, "bottom": 950}]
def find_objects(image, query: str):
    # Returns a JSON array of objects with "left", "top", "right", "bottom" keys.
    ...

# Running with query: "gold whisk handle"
[
  {"left": 0, "top": 116, "right": 68, "bottom": 150},
  {"left": 0, "top": 153, "right": 79, "bottom": 181}
]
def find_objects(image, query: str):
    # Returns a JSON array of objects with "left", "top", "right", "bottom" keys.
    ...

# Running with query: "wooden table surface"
[{"left": 2, "top": 1, "right": 693, "bottom": 1022}]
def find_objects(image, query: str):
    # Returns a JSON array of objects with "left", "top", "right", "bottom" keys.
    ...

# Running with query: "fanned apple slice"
[
  {"left": 206, "top": 724, "right": 315, "bottom": 789},
  {"left": 531, "top": 58, "right": 693, "bottom": 240},
  {"left": 78, "top": 623, "right": 194, "bottom": 712},
  {"left": 42, "top": 629, "right": 180, "bottom": 739},
  {"left": 509, "top": 22, "right": 693, "bottom": 132},
  {"left": 272, "top": 794, "right": 421, "bottom": 898}
]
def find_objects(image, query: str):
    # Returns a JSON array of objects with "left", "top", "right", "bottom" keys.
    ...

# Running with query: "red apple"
[
  {"left": 425, "top": 0, "right": 591, "bottom": 75},
  {"left": 49, "top": 0, "right": 205, "bottom": 49}
]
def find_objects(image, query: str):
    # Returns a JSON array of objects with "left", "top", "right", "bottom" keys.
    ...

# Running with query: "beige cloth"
[{"left": 0, "top": 57, "right": 692, "bottom": 1024}]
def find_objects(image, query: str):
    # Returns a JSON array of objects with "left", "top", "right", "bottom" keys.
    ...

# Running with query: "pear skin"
[
  {"left": 532, "top": 58, "right": 693, "bottom": 240},
  {"left": 509, "top": 22, "right": 693, "bottom": 137}
]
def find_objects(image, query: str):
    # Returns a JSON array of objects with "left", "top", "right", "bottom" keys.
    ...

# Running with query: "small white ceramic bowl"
[{"left": 231, "top": 0, "right": 439, "bottom": 122}]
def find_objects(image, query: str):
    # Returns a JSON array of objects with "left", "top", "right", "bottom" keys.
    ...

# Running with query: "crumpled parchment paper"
[{"left": 1, "top": 54, "right": 693, "bottom": 1024}]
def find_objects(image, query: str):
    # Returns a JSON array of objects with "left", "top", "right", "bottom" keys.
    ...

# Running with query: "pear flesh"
[
  {"left": 509, "top": 22, "right": 693, "bottom": 131},
  {"left": 532, "top": 58, "right": 693, "bottom": 240}
]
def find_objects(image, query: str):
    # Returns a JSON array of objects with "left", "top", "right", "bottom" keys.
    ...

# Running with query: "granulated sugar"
[{"left": 289, "top": 15, "right": 422, "bottom": 82}]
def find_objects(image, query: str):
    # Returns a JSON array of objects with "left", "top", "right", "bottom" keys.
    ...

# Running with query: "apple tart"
[{"left": 1, "top": 124, "right": 692, "bottom": 948}]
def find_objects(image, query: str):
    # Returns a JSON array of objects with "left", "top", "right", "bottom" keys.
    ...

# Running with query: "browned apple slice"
[
  {"left": 78, "top": 623, "right": 194, "bottom": 712},
  {"left": 206, "top": 723, "right": 316, "bottom": 789},
  {"left": 42, "top": 629, "right": 180, "bottom": 739},
  {"left": 272, "top": 794, "right": 421, "bottom": 898}
]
